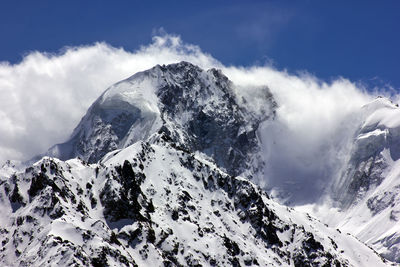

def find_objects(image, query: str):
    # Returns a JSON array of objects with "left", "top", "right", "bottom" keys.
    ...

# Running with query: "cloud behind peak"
[{"left": 0, "top": 35, "right": 383, "bottom": 204}]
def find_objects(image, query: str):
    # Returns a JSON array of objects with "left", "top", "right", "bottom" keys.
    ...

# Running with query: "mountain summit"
[{"left": 44, "top": 61, "right": 275, "bottom": 178}]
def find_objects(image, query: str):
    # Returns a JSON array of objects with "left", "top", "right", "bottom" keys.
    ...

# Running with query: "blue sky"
[{"left": 0, "top": 0, "right": 399, "bottom": 89}]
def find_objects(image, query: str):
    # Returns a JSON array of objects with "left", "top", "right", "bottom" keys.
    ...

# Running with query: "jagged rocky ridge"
[
  {"left": 0, "top": 133, "right": 389, "bottom": 266},
  {"left": 0, "top": 62, "right": 391, "bottom": 266}
]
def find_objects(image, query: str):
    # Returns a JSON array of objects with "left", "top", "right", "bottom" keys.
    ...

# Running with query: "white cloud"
[
  {"left": 223, "top": 66, "right": 374, "bottom": 204},
  {"left": 0, "top": 34, "right": 218, "bottom": 163},
  {"left": 0, "top": 34, "right": 385, "bottom": 204}
]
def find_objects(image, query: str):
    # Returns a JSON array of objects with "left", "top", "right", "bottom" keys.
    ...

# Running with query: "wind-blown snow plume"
[
  {"left": 0, "top": 34, "right": 383, "bottom": 203},
  {"left": 224, "top": 67, "right": 375, "bottom": 203}
]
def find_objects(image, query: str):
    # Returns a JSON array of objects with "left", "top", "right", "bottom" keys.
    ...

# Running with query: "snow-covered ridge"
[
  {"left": 0, "top": 132, "right": 390, "bottom": 266},
  {"left": 332, "top": 97, "right": 400, "bottom": 208},
  {"left": 304, "top": 97, "right": 400, "bottom": 262}
]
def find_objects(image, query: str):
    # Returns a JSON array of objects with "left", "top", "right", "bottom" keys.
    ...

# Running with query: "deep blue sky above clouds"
[{"left": 0, "top": 0, "right": 399, "bottom": 89}]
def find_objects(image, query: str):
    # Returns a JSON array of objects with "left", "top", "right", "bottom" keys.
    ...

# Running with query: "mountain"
[
  {"left": 318, "top": 97, "right": 400, "bottom": 262},
  {"left": 332, "top": 98, "right": 400, "bottom": 208},
  {"left": 0, "top": 62, "right": 392, "bottom": 266},
  {"left": 43, "top": 61, "right": 275, "bottom": 178},
  {"left": 0, "top": 134, "right": 389, "bottom": 267}
]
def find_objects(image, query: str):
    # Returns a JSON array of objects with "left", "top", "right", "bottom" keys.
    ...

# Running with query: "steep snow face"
[
  {"left": 332, "top": 98, "right": 400, "bottom": 208},
  {"left": 44, "top": 66, "right": 164, "bottom": 163},
  {"left": 0, "top": 133, "right": 389, "bottom": 267},
  {"left": 301, "top": 97, "right": 400, "bottom": 262},
  {"left": 43, "top": 62, "right": 275, "bottom": 178}
]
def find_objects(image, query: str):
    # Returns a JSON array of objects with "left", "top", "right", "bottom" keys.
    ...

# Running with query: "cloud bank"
[
  {"left": 0, "top": 35, "right": 218, "bottom": 162},
  {"left": 0, "top": 34, "right": 384, "bottom": 203},
  {"left": 224, "top": 67, "right": 373, "bottom": 204}
]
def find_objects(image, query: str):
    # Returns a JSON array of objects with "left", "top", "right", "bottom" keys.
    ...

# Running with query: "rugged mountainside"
[
  {"left": 43, "top": 62, "right": 275, "bottom": 178},
  {"left": 0, "top": 62, "right": 393, "bottom": 266},
  {"left": 0, "top": 133, "right": 389, "bottom": 267}
]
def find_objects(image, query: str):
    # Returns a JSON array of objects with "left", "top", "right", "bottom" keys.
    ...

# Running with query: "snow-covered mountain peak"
[
  {"left": 42, "top": 61, "right": 276, "bottom": 178},
  {"left": 360, "top": 97, "right": 400, "bottom": 133},
  {"left": 315, "top": 96, "right": 400, "bottom": 262},
  {"left": 97, "top": 61, "right": 232, "bottom": 117}
]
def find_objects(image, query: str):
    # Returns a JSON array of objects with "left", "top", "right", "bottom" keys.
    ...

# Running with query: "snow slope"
[{"left": 298, "top": 97, "right": 400, "bottom": 263}]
